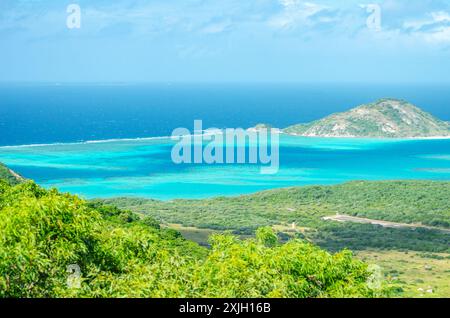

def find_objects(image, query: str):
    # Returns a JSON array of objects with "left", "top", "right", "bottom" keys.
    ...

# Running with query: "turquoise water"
[{"left": 0, "top": 135, "right": 450, "bottom": 200}]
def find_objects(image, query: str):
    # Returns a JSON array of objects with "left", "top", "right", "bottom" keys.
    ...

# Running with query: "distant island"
[{"left": 283, "top": 99, "right": 450, "bottom": 138}]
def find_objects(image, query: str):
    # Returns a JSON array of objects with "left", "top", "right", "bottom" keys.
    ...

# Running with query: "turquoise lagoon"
[{"left": 0, "top": 135, "right": 450, "bottom": 200}]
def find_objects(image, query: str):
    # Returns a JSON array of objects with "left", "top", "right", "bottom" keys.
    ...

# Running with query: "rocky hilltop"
[{"left": 284, "top": 99, "right": 450, "bottom": 138}]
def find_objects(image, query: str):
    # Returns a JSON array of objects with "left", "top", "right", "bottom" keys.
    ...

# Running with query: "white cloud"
[
  {"left": 269, "top": 0, "right": 331, "bottom": 30},
  {"left": 432, "top": 11, "right": 450, "bottom": 22},
  {"left": 403, "top": 11, "right": 450, "bottom": 43}
]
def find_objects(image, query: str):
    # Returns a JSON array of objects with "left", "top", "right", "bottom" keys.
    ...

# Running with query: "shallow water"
[{"left": 1, "top": 135, "right": 450, "bottom": 200}]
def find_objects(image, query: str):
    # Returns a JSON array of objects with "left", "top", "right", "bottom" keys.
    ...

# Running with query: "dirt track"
[{"left": 322, "top": 214, "right": 450, "bottom": 234}]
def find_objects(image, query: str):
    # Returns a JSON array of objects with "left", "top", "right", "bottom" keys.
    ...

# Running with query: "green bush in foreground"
[{"left": 0, "top": 180, "right": 381, "bottom": 298}]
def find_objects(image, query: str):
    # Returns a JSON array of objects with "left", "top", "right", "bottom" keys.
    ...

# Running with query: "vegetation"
[
  {"left": 0, "top": 180, "right": 379, "bottom": 298},
  {"left": 283, "top": 99, "right": 450, "bottom": 138},
  {"left": 100, "top": 180, "right": 450, "bottom": 297},
  {"left": 104, "top": 180, "right": 450, "bottom": 253},
  {"left": 1, "top": 161, "right": 448, "bottom": 298},
  {"left": 0, "top": 163, "right": 23, "bottom": 185},
  {"left": 356, "top": 250, "right": 450, "bottom": 298}
]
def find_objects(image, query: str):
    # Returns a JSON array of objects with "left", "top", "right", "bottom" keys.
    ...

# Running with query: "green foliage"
[
  {"left": 0, "top": 181, "right": 100, "bottom": 297},
  {"left": 141, "top": 216, "right": 161, "bottom": 230},
  {"left": 188, "top": 234, "right": 375, "bottom": 298},
  {"left": 0, "top": 181, "right": 378, "bottom": 298},
  {"left": 104, "top": 181, "right": 450, "bottom": 253},
  {"left": 87, "top": 200, "right": 139, "bottom": 223},
  {"left": 256, "top": 227, "right": 278, "bottom": 247},
  {"left": 0, "top": 163, "right": 23, "bottom": 186}
]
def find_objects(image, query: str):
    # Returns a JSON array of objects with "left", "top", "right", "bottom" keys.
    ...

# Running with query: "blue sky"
[{"left": 1, "top": 0, "right": 450, "bottom": 83}]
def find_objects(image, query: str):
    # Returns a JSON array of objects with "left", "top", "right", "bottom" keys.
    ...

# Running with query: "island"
[{"left": 283, "top": 98, "right": 450, "bottom": 138}]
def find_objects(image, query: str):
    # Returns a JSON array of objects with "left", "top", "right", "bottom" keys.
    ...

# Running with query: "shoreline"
[
  {"left": 80, "top": 179, "right": 450, "bottom": 202},
  {"left": 283, "top": 132, "right": 450, "bottom": 140}
]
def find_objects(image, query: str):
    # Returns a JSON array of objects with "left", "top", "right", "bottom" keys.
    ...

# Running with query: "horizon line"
[{"left": 1, "top": 81, "right": 450, "bottom": 86}]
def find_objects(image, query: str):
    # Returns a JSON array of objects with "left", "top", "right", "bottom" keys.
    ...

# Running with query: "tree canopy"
[{"left": 0, "top": 180, "right": 379, "bottom": 298}]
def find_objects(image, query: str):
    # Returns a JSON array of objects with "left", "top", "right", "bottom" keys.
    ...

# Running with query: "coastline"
[{"left": 283, "top": 131, "right": 450, "bottom": 140}]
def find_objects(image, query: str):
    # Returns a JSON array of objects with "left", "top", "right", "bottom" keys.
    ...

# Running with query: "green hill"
[
  {"left": 0, "top": 163, "right": 24, "bottom": 185},
  {"left": 105, "top": 180, "right": 450, "bottom": 253},
  {"left": 284, "top": 99, "right": 450, "bottom": 138}
]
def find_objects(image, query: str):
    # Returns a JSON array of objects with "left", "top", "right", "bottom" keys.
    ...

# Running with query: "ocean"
[
  {"left": 1, "top": 83, "right": 450, "bottom": 146},
  {"left": 0, "top": 135, "right": 450, "bottom": 199},
  {"left": 0, "top": 83, "right": 450, "bottom": 200}
]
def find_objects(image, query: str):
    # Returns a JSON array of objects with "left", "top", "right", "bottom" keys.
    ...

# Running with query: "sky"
[{"left": 1, "top": 0, "right": 450, "bottom": 83}]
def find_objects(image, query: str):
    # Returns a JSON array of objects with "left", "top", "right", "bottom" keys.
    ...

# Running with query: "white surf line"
[
  {"left": 0, "top": 129, "right": 242, "bottom": 150},
  {"left": 0, "top": 128, "right": 271, "bottom": 150},
  {"left": 0, "top": 135, "right": 175, "bottom": 149}
]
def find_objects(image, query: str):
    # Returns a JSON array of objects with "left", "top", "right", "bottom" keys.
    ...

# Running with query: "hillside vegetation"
[
  {"left": 284, "top": 99, "right": 450, "bottom": 138},
  {"left": 0, "top": 163, "right": 23, "bottom": 185},
  {"left": 0, "top": 180, "right": 379, "bottom": 298},
  {"left": 105, "top": 181, "right": 450, "bottom": 253}
]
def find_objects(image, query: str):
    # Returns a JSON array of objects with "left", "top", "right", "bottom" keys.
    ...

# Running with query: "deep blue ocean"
[
  {"left": 1, "top": 83, "right": 450, "bottom": 146},
  {"left": 1, "top": 83, "right": 449, "bottom": 200}
]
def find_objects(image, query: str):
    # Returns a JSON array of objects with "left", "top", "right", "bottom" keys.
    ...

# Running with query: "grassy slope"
[{"left": 357, "top": 250, "right": 450, "bottom": 298}]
